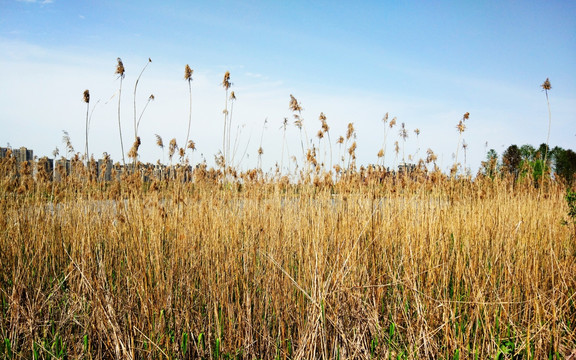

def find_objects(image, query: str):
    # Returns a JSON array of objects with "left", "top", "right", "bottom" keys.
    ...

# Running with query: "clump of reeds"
[{"left": 1, "top": 166, "right": 574, "bottom": 359}]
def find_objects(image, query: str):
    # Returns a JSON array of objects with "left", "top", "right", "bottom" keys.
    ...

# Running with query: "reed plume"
[
  {"left": 184, "top": 64, "right": 193, "bottom": 159},
  {"left": 542, "top": 78, "right": 552, "bottom": 170},
  {"left": 115, "top": 57, "right": 126, "bottom": 166},
  {"left": 318, "top": 112, "right": 332, "bottom": 171},
  {"left": 399, "top": 122, "right": 408, "bottom": 163},
  {"left": 454, "top": 112, "right": 469, "bottom": 174},
  {"left": 290, "top": 94, "right": 308, "bottom": 162},
  {"left": 83, "top": 90, "right": 90, "bottom": 166},
  {"left": 414, "top": 128, "right": 421, "bottom": 160},
  {"left": 222, "top": 71, "right": 232, "bottom": 172},
  {"left": 169, "top": 138, "right": 177, "bottom": 164},
  {"left": 128, "top": 136, "right": 141, "bottom": 160},
  {"left": 257, "top": 118, "right": 267, "bottom": 171},
  {"left": 155, "top": 134, "right": 165, "bottom": 164}
]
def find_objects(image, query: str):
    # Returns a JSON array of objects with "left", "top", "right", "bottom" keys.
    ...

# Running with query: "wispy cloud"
[{"left": 16, "top": 0, "right": 53, "bottom": 4}]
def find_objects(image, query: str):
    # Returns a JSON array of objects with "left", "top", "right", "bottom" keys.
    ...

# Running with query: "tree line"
[{"left": 483, "top": 143, "right": 576, "bottom": 185}]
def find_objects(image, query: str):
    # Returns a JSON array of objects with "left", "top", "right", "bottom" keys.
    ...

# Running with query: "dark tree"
[
  {"left": 553, "top": 147, "right": 576, "bottom": 184},
  {"left": 502, "top": 145, "right": 522, "bottom": 178},
  {"left": 519, "top": 144, "right": 536, "bottom": 162},
  {"left": 481, "top": 149, "right": 499, "bottom": 178}
]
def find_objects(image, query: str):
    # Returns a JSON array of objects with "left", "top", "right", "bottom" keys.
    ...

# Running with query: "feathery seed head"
[
  {"left": 289, "top": 94, "right": 303, "bottom": 112},
  {"left": 83, "top": 89, "right": 90, "bottom": 103},
  {"left": 319, "top": 112, "right": 327, "bottom": 122},
  {"left": 168, "top": 138, "right": 177, "bottom": 160},
  {"left": 222, "top": 71, "right": 231, "bottom": 90},
  {"left": 463, "top": 112, "right": 470, "bottom": 121},
  {"left": 155, "top": 134, "right": 164, "bottom": 149},
  {"left": 184, "top": 64, "right": 193, "bottom": 82},
  {"left": 128, "top": 136, "right": 141, "bottom": 159},
  {"left": 426, "top": 148, "right": 437, "bottom": 163},
  {"left": 541, "top": 78, "right": 551, "bottom": 91},
  {"left": 382, "top": 112, "right": 389, "bottom": 123},
  {"left": 348, "top": 141, "right": 357, "bottom": 155},
  {"left": 230, "top": 91, "right": 236, "bottom": 101},
  {"left": 346, "top": 123, "right": 355, "bottom": 140},
  {"left": 337, "top": 136, "right": 344, "bottom": 144},
  {"left": 414, "top": 128, "right": 420, "bottom": 136},
  {"left": 115, "top": 57, "right": 125, "bottom": 78},
  {"left": 377, "top": 148, "right": 384, "bottom": 158},
  {"left": 389, "top": 117, "right": 397, "bottom": 128},
  {"left": 187, "top": 140, "right": 196, "bottom": 151},
  {"left": 456, "top": 120, "right": 466, "bottom": 133},
  {"left": 399, "top": 122, "right": 408, "bottom": 140}
]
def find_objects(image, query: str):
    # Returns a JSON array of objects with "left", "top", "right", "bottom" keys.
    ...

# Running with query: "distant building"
[
  {"left": 34, "top": 157, "right": 54, "bottom": 180},
  {"left": 54, "top": 158, "right": 71, "bottom": 181},
  {"left": 97, "top": 158, "right": 113, "bottom": 181},
  {"left": 398, "top": 162, "right": 416, "bottom": 173},
  {"left": 14, "top": 147, "right": 33, "bottom": 163}
]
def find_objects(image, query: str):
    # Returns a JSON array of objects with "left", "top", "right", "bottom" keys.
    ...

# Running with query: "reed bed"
[{"left": 0, "top": 164, "right": 575, "bottom": 359}]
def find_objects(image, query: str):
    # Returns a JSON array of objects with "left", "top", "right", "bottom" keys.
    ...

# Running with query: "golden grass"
[{"left": 0, "top": 161, "right": 575, "bottom": 359}]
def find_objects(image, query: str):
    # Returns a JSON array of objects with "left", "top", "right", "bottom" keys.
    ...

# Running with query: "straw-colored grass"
[{"left": 0, "top": 161, "right": 574, "bottom": 359}]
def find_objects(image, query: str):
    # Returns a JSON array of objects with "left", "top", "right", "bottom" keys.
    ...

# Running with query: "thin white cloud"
[{"left": 16, "top": 0, "right": 53, "bottom": 4}]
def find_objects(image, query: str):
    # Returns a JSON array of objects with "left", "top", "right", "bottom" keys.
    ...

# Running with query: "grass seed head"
[
  {"left": 169, "top": 138, "right": 177, "bottom": 160},
  {"left": 541, "top": 78, "right": 551, "bottom": 91},
  {"left": 289, "top": 94, "right": 302, "bottom": 112},
  {"left": 128, "top": 137, "right": 141, "bottom": 159},
  {"left": 83, "top": 89, "right": 90, "bottom": 103},
  {"left": 346, "top": 123, "right": 355, "bottom": 140},
  {"left": 222, "top": 71, "right": 231, "bottom": 90},
  {"left": 155, "top": 134, "right": 164, "bottom": 149},
  {"left": 184, "top": 64, "right": 193, "bottom": 82},
  {"left": 382, "top": 112, "right": 389, "bottom": 124},
  {"left": 115, "top": 57, "right": 125, "bottom": 78}
]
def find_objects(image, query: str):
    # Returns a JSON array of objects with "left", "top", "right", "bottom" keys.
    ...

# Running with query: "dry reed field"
[
  {"left": 1, "top": 160, "right": 575, "bottom": 359},
  {"left": 1, "top": 72, "right": 575, "bottom": 359}
]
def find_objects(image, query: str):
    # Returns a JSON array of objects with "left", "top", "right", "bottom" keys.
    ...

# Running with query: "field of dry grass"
[{"left": 1, "top": 158, "right": 575, "bottom": 359}]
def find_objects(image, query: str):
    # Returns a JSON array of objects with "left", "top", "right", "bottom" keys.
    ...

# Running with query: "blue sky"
[{"left": 1, "top": 0, "right": 575, "bottom": 173}]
